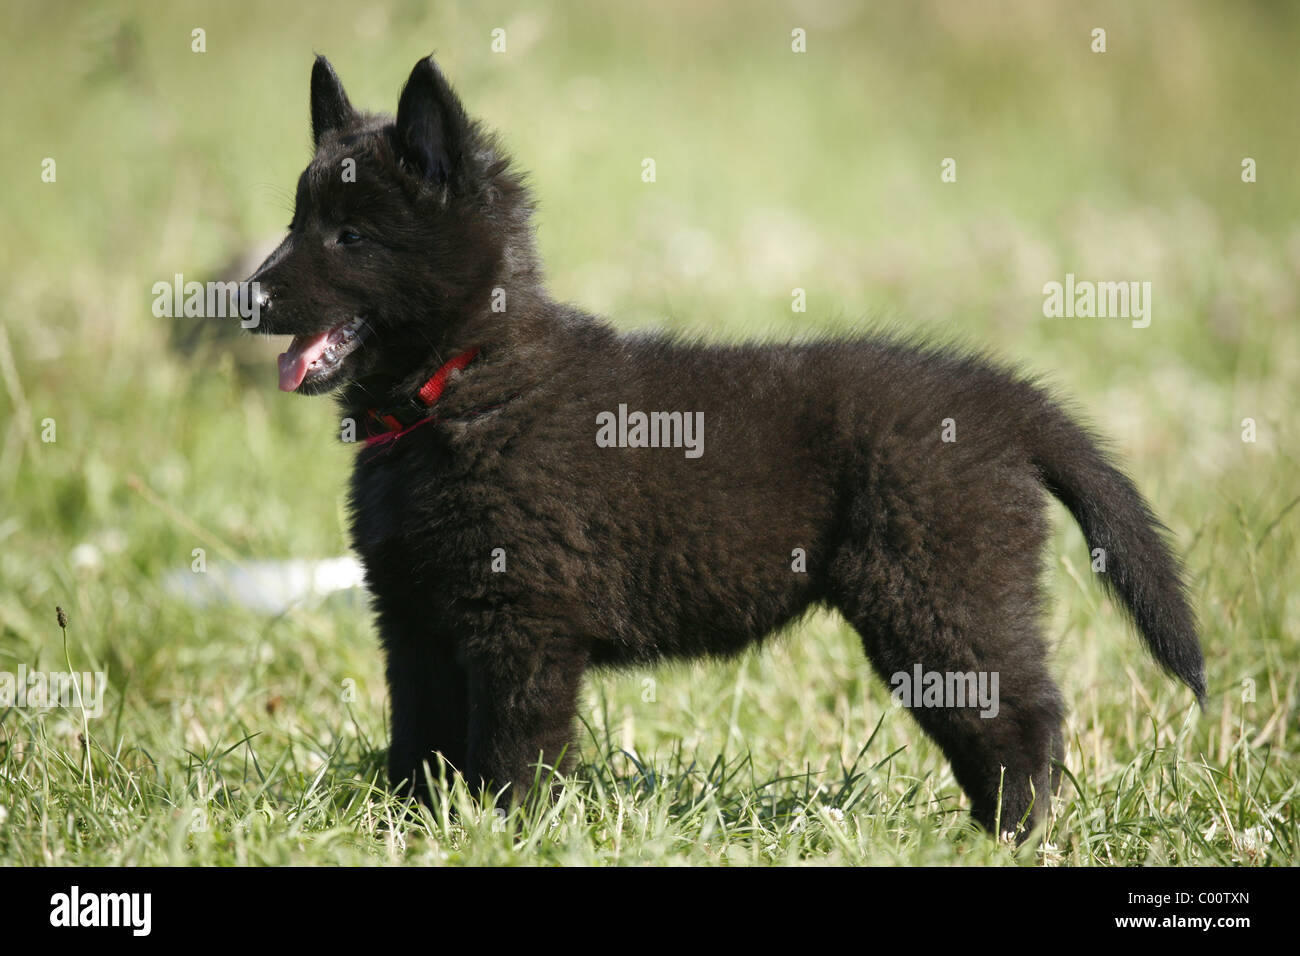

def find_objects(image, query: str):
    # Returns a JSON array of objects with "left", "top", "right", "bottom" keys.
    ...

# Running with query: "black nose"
[
  {"left": 236, "top": 278, "right": 273, "bottom": 331},
  {"left": 240, "top": 279, "right": 271, "bottom": 311}
]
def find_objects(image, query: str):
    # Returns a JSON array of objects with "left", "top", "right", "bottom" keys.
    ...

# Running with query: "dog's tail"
[{"left": 1027, "top": 393, "right": 1206, "bottom": 708}]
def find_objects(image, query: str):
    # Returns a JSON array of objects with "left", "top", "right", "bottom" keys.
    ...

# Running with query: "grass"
[{"left": 0, "top": 0, "right": 1296, "bottom": 865}]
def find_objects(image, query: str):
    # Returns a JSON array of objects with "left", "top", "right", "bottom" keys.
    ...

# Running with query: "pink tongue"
[{"left": 277, "top": 330, "right": 333, "bottom": 392}]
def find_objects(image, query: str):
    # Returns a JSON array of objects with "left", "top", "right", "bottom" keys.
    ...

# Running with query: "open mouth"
[{"left": 277, "top": 317, "right": 367, "bottom": 392}]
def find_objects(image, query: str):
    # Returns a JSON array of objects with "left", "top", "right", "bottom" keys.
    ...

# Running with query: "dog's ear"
[
  {"left": 394, "top": 55, "right": 470, "bottom": 185},
  {"left": 310, "top": 55, "right": 355, "bottom": 147}
]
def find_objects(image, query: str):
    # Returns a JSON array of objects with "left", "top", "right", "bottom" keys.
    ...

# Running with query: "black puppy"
[{"left": 246, "top": 54, "right": 1206, "bottom": 837}]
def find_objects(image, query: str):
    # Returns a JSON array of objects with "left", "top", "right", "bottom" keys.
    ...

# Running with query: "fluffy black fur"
[{"left": 245, "top": 55, "right": 1207, "bottom": 837}]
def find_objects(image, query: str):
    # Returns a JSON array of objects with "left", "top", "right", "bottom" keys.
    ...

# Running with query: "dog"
[{"left": 244, "top": 54, "right": 1206, "bottom": 838}]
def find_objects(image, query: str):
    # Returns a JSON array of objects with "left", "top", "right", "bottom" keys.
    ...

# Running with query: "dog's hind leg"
[
  {"left": 846, "top": 609, "right": 1064, "bottom": 838},
  {"left": 828, "top": 465, "right": 1065, "bottom": 838}
]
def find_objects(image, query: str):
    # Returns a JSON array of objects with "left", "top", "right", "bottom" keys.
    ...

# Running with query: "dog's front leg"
[
  {"left": 464, "top": 634, "right": 587, "bottom": 806},
  {"left": 382, "top": 625, "right": 469, "bottom": 804}
]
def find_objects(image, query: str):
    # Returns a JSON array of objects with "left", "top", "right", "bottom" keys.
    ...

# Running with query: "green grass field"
[{"left": 0, "top": 0, "right": 1296, "bottom": 865}]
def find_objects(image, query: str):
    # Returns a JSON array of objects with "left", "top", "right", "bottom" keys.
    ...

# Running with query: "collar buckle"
[{"left": 362, "top": 346, "right": 481, "bottom": 444}]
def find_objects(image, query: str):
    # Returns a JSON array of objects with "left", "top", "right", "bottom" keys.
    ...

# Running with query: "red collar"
[{"left": 363, "top": 347, "right": 479, "bottom": 448}]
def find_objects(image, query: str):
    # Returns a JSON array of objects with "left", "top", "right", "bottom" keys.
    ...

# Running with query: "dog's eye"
[{"left": 337, "top": 229, "right": 364, "bottom": 245}]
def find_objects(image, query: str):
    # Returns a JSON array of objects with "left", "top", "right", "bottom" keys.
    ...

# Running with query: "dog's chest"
[
  {"left": 346, "top": 435, "right": 490, "bottom": 591},
  {"left": 348, "top": 455, "right": 412, "bottom": 555}
]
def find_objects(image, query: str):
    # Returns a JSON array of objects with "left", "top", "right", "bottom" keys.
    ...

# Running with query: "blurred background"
[{"left": 0, "top": 1, "right": 1295, "bottom": 862}]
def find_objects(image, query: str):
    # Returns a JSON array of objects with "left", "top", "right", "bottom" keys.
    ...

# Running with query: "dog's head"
[{"left": 245, "top": 55, "right": 534, "bottom": 396}]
